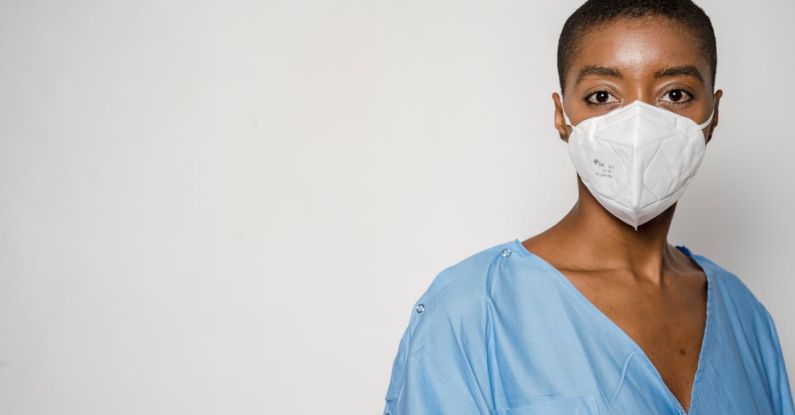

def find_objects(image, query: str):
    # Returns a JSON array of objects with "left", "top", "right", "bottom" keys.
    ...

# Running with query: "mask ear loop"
[
  {"left": 558, "top": 90, "right": 575, "bottom": 130},
  {"left": 697, "top": 87, "right": 721, "bottom": 131},
  {"left": 562, "top": 110, "right": 573, "bottom": 127},
  {"left": 697, "top": 110, "right": 715, "bottom": 130},
  {"left": 561, "top": 105, "right": 575, "bottom": 137}
]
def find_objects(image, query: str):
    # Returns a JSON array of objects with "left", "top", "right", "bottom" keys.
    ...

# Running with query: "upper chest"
[{"left": 561, "top": 268, "right": 708, "bottom": 412}]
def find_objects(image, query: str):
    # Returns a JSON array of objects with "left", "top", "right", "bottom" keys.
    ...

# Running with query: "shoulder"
[
  {"left": 691, "top": 251, "right": 763, "bottom": 306},
  {"left": 687, "top": 248, "right": 773, "bottom": 327},
  {"left": 688, "top": 249, "right": 793, "bottom": 394},
  {"left": 398, "top": 240, "right": 517, "bottom": 353},
  {"left": 413, "top": 240, "right": 511, "bottom": 310},
  {"left": 385, "top": 241, "right": 525, "bottom": 412}
]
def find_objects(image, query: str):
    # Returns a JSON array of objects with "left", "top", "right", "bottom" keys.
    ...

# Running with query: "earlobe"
[{"left": 552, "top": 92, "right": 571, "bottom": 143}]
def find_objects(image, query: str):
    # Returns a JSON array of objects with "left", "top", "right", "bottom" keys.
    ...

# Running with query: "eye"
[
  {"left": 660, "top": 89, "right": 693, "bottom": 104},
  {"left": 585, "top": 90, "right": 619, "bottom": 105}
]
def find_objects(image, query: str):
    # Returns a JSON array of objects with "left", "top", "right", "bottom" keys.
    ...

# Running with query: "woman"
[{"left": 382, "top": 1, "right": 795, "bottom": 414}]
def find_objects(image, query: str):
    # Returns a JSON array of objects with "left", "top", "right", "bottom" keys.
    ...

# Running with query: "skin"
[{"left": 521, "top": 15, "right": 724, "bottom": 412}]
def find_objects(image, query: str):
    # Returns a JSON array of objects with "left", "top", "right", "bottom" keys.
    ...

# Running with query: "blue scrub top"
[{"left": 383, "top": 239, "right": 795, "bottom": 415}]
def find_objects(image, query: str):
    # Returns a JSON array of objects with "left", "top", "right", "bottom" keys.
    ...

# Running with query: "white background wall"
[{"left": 1, "top": 0, "right": 793, "bottom": 413}]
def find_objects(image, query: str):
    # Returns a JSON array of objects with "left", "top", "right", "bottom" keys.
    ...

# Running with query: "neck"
[{"left": 552, "top": 176, "right": 680, "bottom": 283}]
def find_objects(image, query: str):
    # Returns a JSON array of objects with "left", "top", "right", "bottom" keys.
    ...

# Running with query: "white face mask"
[{"left": 563, "top": 100, "right": 714, "bottom": 230}]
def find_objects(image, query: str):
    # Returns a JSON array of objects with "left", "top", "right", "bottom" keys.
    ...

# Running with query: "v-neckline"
[{"left": 511, "top": 238, "right": 714, "bottom": 415}]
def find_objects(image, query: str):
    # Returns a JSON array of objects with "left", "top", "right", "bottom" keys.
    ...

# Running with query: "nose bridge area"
[
  {"left": 621, "top": 71, "right": 657, "bottom": 106},
  {"left": 621, "top": 82, "right": 657, "bottom": 107}
]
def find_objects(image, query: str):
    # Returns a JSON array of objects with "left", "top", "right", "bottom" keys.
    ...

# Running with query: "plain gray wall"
[{"left": 1, "top": 0, "right": 793, "bottom": 413}]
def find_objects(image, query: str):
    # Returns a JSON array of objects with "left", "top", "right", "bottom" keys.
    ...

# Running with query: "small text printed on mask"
[{"left": 593, "top": 158, "right": 614, "bottom": 178}]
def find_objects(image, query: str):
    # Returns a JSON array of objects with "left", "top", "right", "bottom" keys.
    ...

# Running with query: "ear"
[
  {"left": 552, "top": 92, "right": 571, "bottom": 143},
  {"left": 705, "top": 89, "right": 723, "bottom": 144}
]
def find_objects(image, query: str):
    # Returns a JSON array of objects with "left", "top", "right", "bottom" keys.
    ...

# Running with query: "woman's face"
[{"left": 553, "top": 16, "right": 723, "bottom": 143}]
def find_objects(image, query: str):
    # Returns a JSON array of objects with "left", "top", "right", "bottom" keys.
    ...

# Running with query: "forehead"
[{"left": 567, "top": 16, "right": 711, "bottom": 85}]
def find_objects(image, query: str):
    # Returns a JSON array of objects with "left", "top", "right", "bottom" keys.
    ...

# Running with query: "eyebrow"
[
  {"left": 576, "top": 65, "right": 623, "bottom": 85},
  {"left": 574, "top": 64, "right": 705, "bottom": 85},
  {"left": 653, "top": 65, "right": 704, "bottom": 83}
]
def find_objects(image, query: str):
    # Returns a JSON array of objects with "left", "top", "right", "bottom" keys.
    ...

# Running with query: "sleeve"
[
  {"left": 761, "top": 305, "right": 795, "bottom": 415},
  {"left": 382, "top": 291, "right": 494, "bottom": 415}
]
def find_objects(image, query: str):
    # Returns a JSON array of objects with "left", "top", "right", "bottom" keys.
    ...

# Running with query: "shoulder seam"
[{"left": 415, "top": 243, "right": 508, "bottom": 306}]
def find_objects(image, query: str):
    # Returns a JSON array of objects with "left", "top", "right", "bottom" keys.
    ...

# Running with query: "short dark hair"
[{"left": 557, "top": 0, "right": 717, "bottom": 95}]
